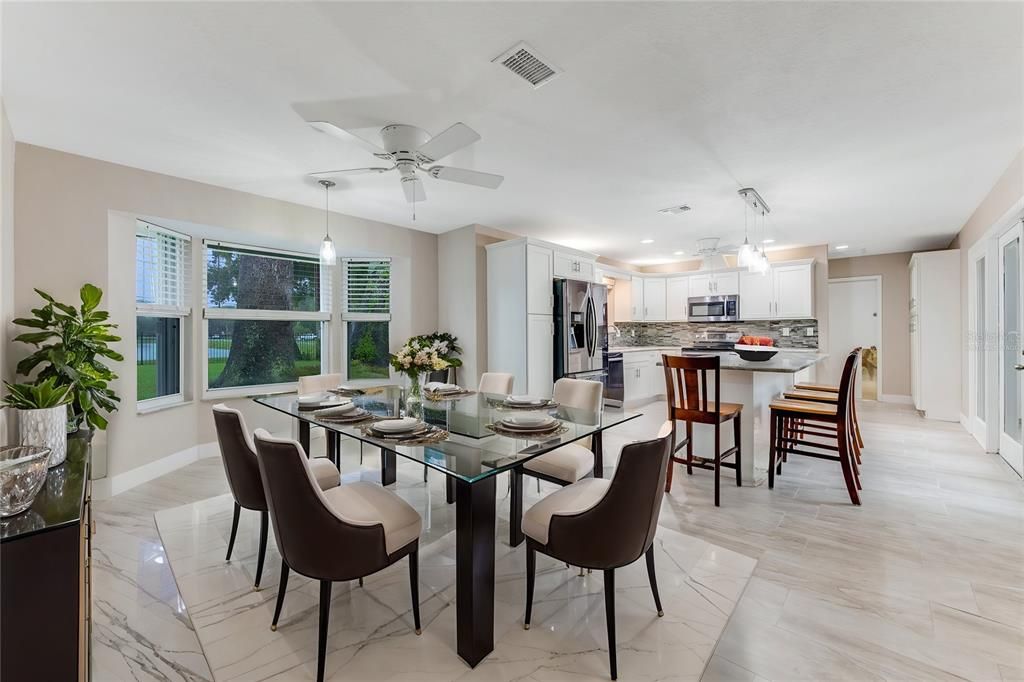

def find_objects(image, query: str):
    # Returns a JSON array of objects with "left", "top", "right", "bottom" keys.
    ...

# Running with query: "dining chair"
[
  {"left": 509, "top": 378, "right": 604, "bottom": 544},
  {"left": 521, "top": 423, "right": 673, "bottom": 680},
  {"left": 661, "top": 354, "right": 743, "bottom": 506},
  {"left": 297, "top": 372, "right": 363, "bottom": 467},
  {"left": 478, "top": 372, "right": 514, "bottom": 395},
  {"left": 253, "top": 429, "right": 423, "bottom": 682},
  {"left": 786, "top": 349, "right": 865, "bottom": 462},
  {"left": 212, "top": 404, "right": 341, "bottom": 590},
  {"left": 768, "top": 349, "right": 862, "bottom": 504}
]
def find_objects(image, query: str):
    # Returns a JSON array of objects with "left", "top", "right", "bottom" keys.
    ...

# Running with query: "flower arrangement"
[{"left": 389, "top": 332, "right": 463, "bottom": 380}]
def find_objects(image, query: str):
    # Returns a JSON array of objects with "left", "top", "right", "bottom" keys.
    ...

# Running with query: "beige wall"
[
  {"left": 828, "top": 252, "right": 914, "bottom": 397},
  {"left": 12, "top": 143, "right": 438, "bottom": 479},
  {"left": 948, "top": 148, "right": 1024, "bottom": 412},
  {"left": 0, "top": 102, "right": 14, "bottom": 444}
]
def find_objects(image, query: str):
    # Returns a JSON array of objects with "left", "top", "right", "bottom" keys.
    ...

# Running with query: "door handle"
[{"left": 1015, "top": 365, "right": 1024, "bottom": 371}]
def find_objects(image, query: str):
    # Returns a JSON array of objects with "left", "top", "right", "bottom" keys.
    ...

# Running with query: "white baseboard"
[
  {"left": 92, "top": 440, "right": 218, "bottom": 500},
  {"left": 880, "top": 394, "right": 914, "bottom": 405}
]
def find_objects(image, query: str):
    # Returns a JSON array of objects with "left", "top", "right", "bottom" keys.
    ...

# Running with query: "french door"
[{"left": 998, "top": 222, "right": 1023, "bottom": 475}]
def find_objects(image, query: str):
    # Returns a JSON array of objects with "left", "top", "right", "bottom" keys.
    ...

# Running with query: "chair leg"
[
  {"left": 317, "top": 580, "right": 332, "bottom": 682},
  {"left": 663, "top": 452, "right": 675, "bottom": 493},
  {"left": 409, "top": 550, "right": 422, "bottom": 635},
  {"left": 524, "top": 545, "right": 536, "bottom": 630},
  {"left": 713, "top": 423, "right": 721, "bottom": 507},
  {"left": 271, "top": 562, "right": 289, "bottom": 631},
  {"left": 359, "top": 441, "right": 364, "bottom": 465},
  {"left": 837, "top": 427, "right": 861, "bottom": 506},
  {"left": 225, "top": 502, "right": 240, "bottom": 561},
  {"left": 423, "top": 464, "right": 428, "bottom": 482},
  {"left": 853, "top": 399, "right": 865, "bottom": 449},
  {"left": 685, "top": 422, "right": 694, "bottom": 475},
  {"left": 645, "top": 546, "right": 663, "bottom": 617},
  {"left": 603, "top": 569, "right": 617, "bottom": 680},
  {"left": 254, "top": 511, "right": 269, "bottom": 589},
  {"left": 733, "top": 414, "right": 742, "bottom": 487}
]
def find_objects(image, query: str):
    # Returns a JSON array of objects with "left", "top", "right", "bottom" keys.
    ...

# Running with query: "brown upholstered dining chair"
[
  {"left": 253, "top": 429, "right": 423, "bottom": 682},
  {"left": 661, "top": 354, "right": 743, "bottom": 506},
  {"left": 213, "top": 405, "right": 341, "bottom": 590},
  {"left": 521, "top": 423, "right": 673, "bottom": 680}
]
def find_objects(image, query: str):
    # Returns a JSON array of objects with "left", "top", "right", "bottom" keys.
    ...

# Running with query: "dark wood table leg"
[
  {"left": 326, "top": 432, "right": 339, "bottom": 468},
  {"left": 299, "top": 421, "right": 310, "bottom": 457},
  {"left": 593, "top": 430, "right": 604, "bottom": 478},
  {"left": 455, "top": 476, "right": 496, "bottom": 667},
  {"left": 509, "top": 468, "right": 524, "bottom": 547},
  {"left": 380, "top": 448, "right": 397, "bottom": 486},
  {"left": 446, "top": 476, "right": 456, "bottom": 504}
]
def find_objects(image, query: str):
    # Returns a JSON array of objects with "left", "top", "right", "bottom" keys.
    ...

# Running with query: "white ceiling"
[{"left": 4, "top": 2, "right": 1022, "bottom": 263}]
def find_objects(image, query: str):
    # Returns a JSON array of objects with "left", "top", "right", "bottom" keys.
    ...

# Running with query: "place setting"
[
  {"left": 487, "top": 394, "right": 559, "bottom": 412},
  {"left": 359, "top": 416, "right": 449, "bottom": 446},
  {"left": 310, "top": 400, "right": 376, "bottom": 425},
  {"left": 486, "top": 412, "right": 569, "bottom": 440},
  {"left": 423, "top": 381, "right": 476, "bottom": 401},
  {"left": 294, "top": 392, "right": 352, "bottom": 411}
]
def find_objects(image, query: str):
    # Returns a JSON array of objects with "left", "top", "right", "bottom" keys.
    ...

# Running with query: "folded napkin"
[{"left": 424, "top": 382, "right": 461, "bottom": 393}]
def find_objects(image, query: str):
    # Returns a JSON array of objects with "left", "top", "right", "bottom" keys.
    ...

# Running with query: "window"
[
  {"left": 204, "top": 242, "right": 330, "bottom": 393},
  {"left": 136, "top": 222, "right": 191, "bottom": 405},
  {"left": 342, "top": 258, "right": 391, "bottom": 380}
]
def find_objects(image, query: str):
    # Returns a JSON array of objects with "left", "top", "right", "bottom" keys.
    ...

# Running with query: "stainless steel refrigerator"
[{"left": 553, "top": 278, "right": 609, "bottom": 385}]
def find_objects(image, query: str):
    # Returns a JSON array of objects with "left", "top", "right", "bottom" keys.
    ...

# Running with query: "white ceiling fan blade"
[
  {"left": 428, "top": 166, "right": 504, "bottom": 189},
  {"left": 309, "top": 120, "right": 385, "bottom": 154},
  {"left": 401, "top": 176, "right": 426, "bottom": 203},
  {"left": 417, "top": 122, "right": 480, "bottom": 162},
  {"left": 308, "top": 167, "right": 392, "bottom": 179}
]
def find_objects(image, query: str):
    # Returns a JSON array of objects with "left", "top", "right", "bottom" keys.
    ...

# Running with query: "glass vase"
[{"left": 405, "top": 373, "right": 424, "bottom": 420}]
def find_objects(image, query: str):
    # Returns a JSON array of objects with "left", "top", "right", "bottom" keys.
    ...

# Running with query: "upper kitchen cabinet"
[
  {"left": 640, "top": 278, "right": 667, "bottom": 321},
  {"left": 526, "top": 244, "right": 553, "bottom": 315},
  {"left": 666, "top": 276, "right": 688, "bottom": 321},
  {"left": 630, "top": 276, "right": 644, "bottom": 321},
  {"left": 689, "top": 271, "right": 739, "bottom": 297},
  {"left": 553, "top": 251, "right": 595, "bottom": 282},
  {"left": 738, "top": 259, "right": 815, "bottom": 320}
]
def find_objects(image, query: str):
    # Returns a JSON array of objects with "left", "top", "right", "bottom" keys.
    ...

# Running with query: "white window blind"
[
  {"left": 343, "top": 258, "right": 391, "bottom": 320},
  {"left": 136, "top": 221, "right": 191, "bottom": 316}
]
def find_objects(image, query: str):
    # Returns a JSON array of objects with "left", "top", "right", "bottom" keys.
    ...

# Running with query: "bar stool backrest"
[
  {"left": 662, "top": 354, "right": 722, "bottom": 425},
  {"left": 836, "top": 349, "right": 861, "bottom": 421}
]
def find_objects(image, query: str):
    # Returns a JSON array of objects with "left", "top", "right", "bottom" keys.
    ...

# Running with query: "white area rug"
[{"left": 155, "top": 489, "right": 755, "bottom": 681}]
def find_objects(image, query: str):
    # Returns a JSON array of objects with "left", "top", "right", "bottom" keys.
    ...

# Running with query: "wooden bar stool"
[
  {"left": 786, "top": 349, "right": 864, "bottom": 465},
  {"left": 661, "top": 354, "right": 742, "bottom": 507},
  {"left": 769, "top": 350, "right": 861, "bottom": 505}
]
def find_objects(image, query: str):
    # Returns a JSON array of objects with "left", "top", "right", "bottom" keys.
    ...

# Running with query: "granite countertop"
[{"left": 658, "top": 350, "right": 828, "bottom": 374}]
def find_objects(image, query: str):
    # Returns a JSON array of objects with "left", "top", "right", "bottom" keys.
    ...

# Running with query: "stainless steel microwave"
[{"left": 687, "top": 295, "right": 740, "bottom": 322}]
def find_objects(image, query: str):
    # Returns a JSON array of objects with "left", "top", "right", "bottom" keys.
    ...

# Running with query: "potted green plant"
[
  {"left": 2, "top": 377, "right": 74, "bottom": 467},
  {"left": 11, "top": 284, "right": 122, "bottom": 432}
]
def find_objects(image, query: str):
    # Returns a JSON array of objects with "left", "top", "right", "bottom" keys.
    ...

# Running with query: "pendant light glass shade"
[
  {"left": 737, "top": 239, "right": 756, "bottom": 268},
  {"left": 319, "top": 180, "right": 337, "bottom": 266}
]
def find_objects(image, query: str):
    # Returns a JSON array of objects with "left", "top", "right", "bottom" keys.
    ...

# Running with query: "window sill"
[
  {"left": 202, "top": 384, "right": 298, "bottom": 402},
  {"left": 137, "top": 397, "right": 192, "bottom": 415}
]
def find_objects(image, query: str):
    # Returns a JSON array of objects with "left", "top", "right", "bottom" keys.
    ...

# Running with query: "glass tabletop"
[{"left": 253, "top": 385, "right": 641, "bottom": 484}]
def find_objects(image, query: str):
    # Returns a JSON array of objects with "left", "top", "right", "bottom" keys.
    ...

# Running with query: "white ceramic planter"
[{"left": 19, "top": 404, "right": 68, "bottom": 468}]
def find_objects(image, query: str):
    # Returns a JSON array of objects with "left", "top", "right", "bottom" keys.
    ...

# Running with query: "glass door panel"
[{"left": 998, "top": 224, "right": 1023, "bottom": 475}]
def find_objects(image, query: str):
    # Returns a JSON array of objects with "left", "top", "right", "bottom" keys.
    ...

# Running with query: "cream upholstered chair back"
[
  {"left": 553, "top": 377, "right": 604, "bottom": 412},
  {"left": 478, "top": 372, "right": 514, "bottom": 395},
  {"left": 297, "top": 373, "right": 342, "bottom": 395}
]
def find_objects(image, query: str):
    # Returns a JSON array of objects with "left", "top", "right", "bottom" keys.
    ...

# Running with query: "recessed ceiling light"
[
  {"left": 835, "top": 244, "right": 849, "bottom": 250},
  {"left": 673, "top": 250, "right": 685, "bottom": 256},
  {"left": 763, "top": 239, "right": 775, "bottom": 244},
  {"left": 640, "top": 239, "right": 654, "bottom": 244}
]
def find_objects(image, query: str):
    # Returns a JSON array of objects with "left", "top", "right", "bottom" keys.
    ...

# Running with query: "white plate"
[
  {"left": 425, "top": 382, "right": 460, "bottom": 393},
  {"left": 505, "top": 395, "right": 546, "bottom": 405},
  {"left": 314, "top": 403, "right": 357, "bottom": 417},
  {"left": 372, "top": 417, "right": 421, "bottom": 434},
  {"left": 502, "top": 414, "right": 555, "bottom": 428},
  {"left": 297, "top": 393, "right": 326, "bottom": 404}
]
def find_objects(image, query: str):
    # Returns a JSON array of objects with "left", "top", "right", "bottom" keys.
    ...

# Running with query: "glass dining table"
[{"left": 253, "top": 385, "right": 641, "bottom": 668}]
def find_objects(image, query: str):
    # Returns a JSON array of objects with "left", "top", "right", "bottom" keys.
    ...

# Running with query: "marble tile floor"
[
  {"left": 90, "top": 401, "right": 1024, "bottom": 681},
  {"left": 154, "top": 493, "right": 754, "bottom": 681}
]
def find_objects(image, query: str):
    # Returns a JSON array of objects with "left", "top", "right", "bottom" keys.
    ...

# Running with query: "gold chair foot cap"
[
  {"left": 524, "top": 624, "right": 530, "bottom": 630},
  {"left": 658, "top": 610, "right": 664, "bottom": 617},
  {"left": 270, "top": 624, "right": 277, "bottom": 631},
  {"left": 253, "top": 585, "right": 260, "bottom": 591},
  {"left": 415, "top": 628, "right": 422, "bottom": 635}
]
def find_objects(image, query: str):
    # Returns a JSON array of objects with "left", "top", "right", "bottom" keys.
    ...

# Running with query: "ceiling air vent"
[
  {"left": 658, "top": 205, "right": 692, "bottom": 215},
  {"left": 493, "top": 42, "right": 561, "bottom": 89}
]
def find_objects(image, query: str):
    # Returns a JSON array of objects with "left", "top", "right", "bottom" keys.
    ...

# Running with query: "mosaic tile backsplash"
[{"left": 611, "top": 319, "right": 819, "bottom": 350}]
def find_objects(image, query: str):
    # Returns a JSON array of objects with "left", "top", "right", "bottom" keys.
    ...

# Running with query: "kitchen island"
[{"left": 657, "top": 350, "right": 828, "bottom": 484}]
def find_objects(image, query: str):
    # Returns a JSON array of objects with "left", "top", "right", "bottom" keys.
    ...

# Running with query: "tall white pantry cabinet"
[
  {"left": 909, "top": 249, "right": 961, "bottom": 421},
  {"left": 486, "top": 238, "right": 599, "bottom": 398}
]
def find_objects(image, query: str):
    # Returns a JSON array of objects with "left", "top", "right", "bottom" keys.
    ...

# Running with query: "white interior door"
[
  {"left": 997, "top": 223, "right": 1023, "bottom": 475},
  {"left": 827, "top": 278, "right": 881, "bottom": 399}
]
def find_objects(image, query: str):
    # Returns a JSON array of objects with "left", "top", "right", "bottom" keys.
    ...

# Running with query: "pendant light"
[
  {"left": 737, "top": 202, "right": 756, "bottom": 268},
  {"left": 318, "top": 180, "right": 337, "bottom": 266}
]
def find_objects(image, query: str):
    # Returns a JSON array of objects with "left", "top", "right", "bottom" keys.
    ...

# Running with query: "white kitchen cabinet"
[
  {"left": 553, "top": 251, "right": 595, "bottom": 281},
  {"left": 622, "top": 351, "right": 667, "bottom": 405},
  {"left": 526, "top": 314, "right": 554, "bottom": 398},
  {"left": 624, "top": 361, "right": 646, "bottom": 401},
  {"left": 526, "top": 245, "right": 553, "bottom": 315},
  {"left": 688, "top": 271, "right": 739, "bottom": 297},
  {"left": 642, "top": 278, "right": 667, "bottom": 321},
  {"left": 630, "top": 277, "right": 645, "bottom": 321},
  {"left": 774, "top": 263, "right": 814, "bottom": 319},
  {"left": 739, "top": 269, "right": 774, "bottom": 319},
  {"left": 689, "top": 274, "right": 712, "bottom": 297},
  {"left": 666, "top": 276, "right": 688, "bottom": 321}
]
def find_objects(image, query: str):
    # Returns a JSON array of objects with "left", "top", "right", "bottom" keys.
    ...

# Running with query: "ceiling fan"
[
  {"left": 695, "top": 237, "right": 740, "bottom": 271},
  {"left": 307, "top": 121, "right": 504, "bottom": 203}
]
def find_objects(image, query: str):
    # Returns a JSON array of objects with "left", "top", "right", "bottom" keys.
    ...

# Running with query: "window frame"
[
  {"left": 341, "top": 257, "right": 393, "bottom": 383},
  {"left": 135, "top": 221, "right": 191, "bottom": 411},
  {"left": 202, "top": 240, "right": 332, "bottom": 399}
]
